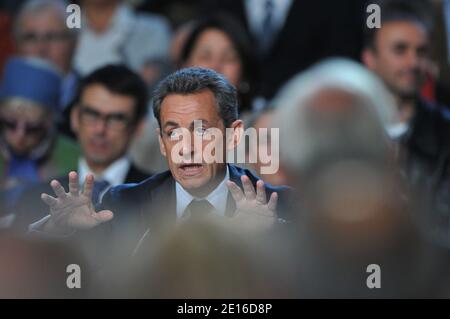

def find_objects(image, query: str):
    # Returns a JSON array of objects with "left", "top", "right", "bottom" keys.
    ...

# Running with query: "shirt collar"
[
  {"left": 78, "top": 156, "right": 130, "bottom": 187},
  {"left": 175, "top": 166, "right": 230, "bottom": 218}
]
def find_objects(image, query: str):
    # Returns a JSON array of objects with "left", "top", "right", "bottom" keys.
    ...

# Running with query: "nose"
[
  {"left": 406, "top": 50, "right": 421, "bottom": 69},
  {"left": 10, "top": 121, "right": 27, "bottom": 141},
  {"left": 35, "top": 39, "right": 50, "bottom": 58},
  {"left": 178, "top": 132, "right": 196, "bottom": 160},
  {"left": 92, "top": 118, "right": 108, "bottom": 135}
]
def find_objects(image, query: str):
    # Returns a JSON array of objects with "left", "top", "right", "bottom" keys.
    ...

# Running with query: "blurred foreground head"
[
  {"left": 274, "top": 58, "right": 397, "bottom": 183},
  {"left": 0, "top": 232, "right": 88, "bottom": 298},
  {"left": 104, "top": 215, "right": 296, "bottom": 298},
  {"left": 272, "top": 58, "right": 449, "bottom": 297}
]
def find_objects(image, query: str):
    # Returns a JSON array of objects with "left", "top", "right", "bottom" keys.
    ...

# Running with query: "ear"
[
  {"left": 156, "top": 127, "right": 167, "bottom": 157},
  {"left": 362, "top": 48, "right": 377, "bottom": 70},
  {"left": 226, "top": 120, "right": 244, "bottom": 151},
  {"left": 70, "top": 105, "right": 80, "bottom": 135}
]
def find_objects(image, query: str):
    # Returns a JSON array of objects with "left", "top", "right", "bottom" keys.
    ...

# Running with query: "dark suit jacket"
[
  {"left": 94, "top": 165, "right": 292, "bottom": 257},
  {"left": 201, "top": 0, "right": 365, "bottom": 99},
  {"left": 11, "top": 164, "right": 151, "bottom": 232}
]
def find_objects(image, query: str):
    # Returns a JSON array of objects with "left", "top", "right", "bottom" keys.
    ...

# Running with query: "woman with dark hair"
[{"left": 179, "top": 14, "right": 258, "bottom": 113}]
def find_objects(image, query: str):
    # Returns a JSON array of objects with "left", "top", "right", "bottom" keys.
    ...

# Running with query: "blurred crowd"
[{"left": 0, "top": 0, "right": 449, "bottom": 298}]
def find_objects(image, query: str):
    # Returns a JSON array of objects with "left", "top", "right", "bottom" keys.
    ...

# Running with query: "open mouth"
[{"left": 178, "top": 163, "right": 204, "bottom": 177}]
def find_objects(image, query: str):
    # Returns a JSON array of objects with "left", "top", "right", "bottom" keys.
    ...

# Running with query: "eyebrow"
[
  {"left": 163, "top": 119, "right": 210, "bottom": 130},
  {"left": 79, "top": 104, "right": 131, "bottom": 117},
  {"left": 189, "top": 119, "right": 209, "bottom": 130},
  {"left": 163, "top": 121, "right": 180, "bottom": 129}
]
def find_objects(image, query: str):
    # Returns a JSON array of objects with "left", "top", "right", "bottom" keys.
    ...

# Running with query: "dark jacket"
[
  {"left": 98, "top": 165, "right": 292, "bottom": 250},
  {"left": 401, "top": 97, "right": 450, "bottom": 236},
  {"left": 201, "top": 0, "right": 365, "bottom": 100}
]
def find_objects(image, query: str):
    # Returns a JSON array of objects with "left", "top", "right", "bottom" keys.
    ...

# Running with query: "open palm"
[{"left": 41, "top": 171, "right": 113, "bottom": 231}]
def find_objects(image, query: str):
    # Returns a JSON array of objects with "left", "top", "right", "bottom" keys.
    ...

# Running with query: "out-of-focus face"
[
  {"left": 185, "top": 29, "right": 242, "bottom": 88},
  {"left": 158, "top": 90, "right": 242, "bottom": 197},
  {"left": 363, "top": 21, "right": 429, "bottom": 99},
  {"left": 0, "top": 100, "right": 51, "bottom": 156},
  {"left": 71, "top": 84, "right": 137, "bottom": 170},
  {"left": 249, "top": 111, "right": 287, "bottom": 186},
  {"left": 16, "top": 8, "right": 75, "bottom": 73}
]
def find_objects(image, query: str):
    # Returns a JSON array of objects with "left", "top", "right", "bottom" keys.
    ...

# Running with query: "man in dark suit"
[
  {"left": 33, "top": 68, "right": 290, "bottom": 257},
  {"left": 12, "top": 65, "right": 151, "bottom": 232},
  {"left": 201, "top": 0, "right": 366, "bottom": 101},
  {"left": 361, "top": 0, "right": 450, "bottom": 237}
]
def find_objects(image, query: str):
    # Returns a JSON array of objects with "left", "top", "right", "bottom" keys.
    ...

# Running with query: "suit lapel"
[
  {"left": 143, "top": 173, "right": 177, "bottom": 225},
  {"left": 225, "top": 165, "right": 246, "bottom": 216},
  {"left": 124, "top": 164, "right": 151, "bottom": 184}
]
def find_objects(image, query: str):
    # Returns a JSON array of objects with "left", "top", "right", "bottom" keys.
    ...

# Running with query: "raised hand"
[
  {"left": 40, "top": 171, "right": 114, "bottom": 233},
  {"left": 226, "top": 175, "right": 278, "bottom": 231}
]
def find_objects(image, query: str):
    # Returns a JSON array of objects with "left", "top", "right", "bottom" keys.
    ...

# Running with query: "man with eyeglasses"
[
  {"left": 14, "top": 0, "right": 79, "bottom": 109},
  {"left": 11, "top": 64, "right": 151, "bottom": 232},
  {"left": 0, "top": 57, "right": 80, "bottom": 226}
]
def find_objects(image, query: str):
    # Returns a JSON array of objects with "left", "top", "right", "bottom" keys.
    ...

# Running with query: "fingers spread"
[
  {"left": 68, "top": 171, "right": 79, "bottom": 196},
  {"left": 50, "top": 180, "right": 67, "bottom": 199},
  {"left": 82, "top": 173, "right": 95, "bottom": 198},
  {"left": 241, "top": 176, "right": 256, "bottom": 200},
  {"left": 41, "top": 193, "right": 58, "bottom": 208},
  {"left": 256, "top": 180, "right": 267, "bottom": 204},
  {"left": 94, "top": 210, "right": 114, "bottom": 224},
  {"left": 267, "top": 192, "right": 278, "bottom": 212},
  {"left": 227, "top": 181, "right": 245, "bottom": 203}
]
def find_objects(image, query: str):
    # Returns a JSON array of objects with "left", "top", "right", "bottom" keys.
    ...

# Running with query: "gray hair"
[
  {"left": 152, "top": 67, "right": 238, "bottom": 128},
  {"left": 14, "top": 0, "right": 77, "bottom": 40},
  {"left": 274, "top": 58, "right": 398, "bottom": 173}
]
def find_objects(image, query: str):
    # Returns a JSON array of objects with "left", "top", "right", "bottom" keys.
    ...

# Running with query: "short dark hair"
[
  {"left": 152, "top": 67, "right": 238, "bottom": 128},
  {"left": 363, "top": 0, "right": 433, "bottom": 51},
  {"left": 73, "top": 64, "right": 148, "bottom": 123}
]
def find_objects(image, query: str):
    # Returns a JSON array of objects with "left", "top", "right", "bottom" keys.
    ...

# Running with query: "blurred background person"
[
  {"left": 200, "top": 0, "right": 366, "bottom": 108},
  {"left": 73, "top": 0, "right": 172, "bottom": 90},
  {"left": 70, "top": 0, "right": 172, "bottom": 175},
  {"left": 362, "top": 0, "right": 450, "bottom": 240},
  {"left": 13, "top": 0, "right": 79, "bottom": 109},
  {"left": 179, "top": 15, "right": 258, "bottom": 114},
  {"left": 11, "top": 64, "right": 151, "bottom": 233},
  {"left": 243, "top": 108, "right": 288, "bottom": 186},
  {"left": 273, "top": 58, "right": 450, "bottom": 298},
  {"left": 0, "top": 57, "right": 79, "bottom": 222}
]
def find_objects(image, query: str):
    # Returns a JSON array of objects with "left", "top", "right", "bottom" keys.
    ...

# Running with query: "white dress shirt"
[
  {"left": 78, "top": 156, "right": 131, "bottom": 203},
  {"left": 175, "top": 166, "right": 230, "bottom": 219}
]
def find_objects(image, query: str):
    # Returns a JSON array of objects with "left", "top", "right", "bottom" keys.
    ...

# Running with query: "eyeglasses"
[
  {"left": 18, "top": 31, "right": 71, "bottom": 44},
  {"left": 0, "top": 118, "right": 47, "bottom": 135},
  {"left": 79, "top": 106, "right": 133, "bottom": 131}
]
